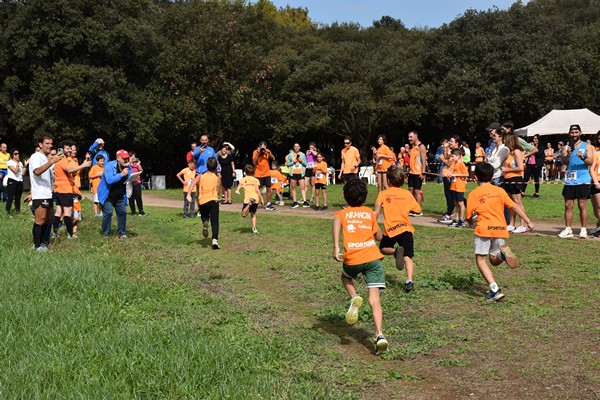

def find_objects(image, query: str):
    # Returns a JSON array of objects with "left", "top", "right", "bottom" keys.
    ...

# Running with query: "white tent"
[{"left": 514, "top": 108, "right": 600, "bottom": 137}]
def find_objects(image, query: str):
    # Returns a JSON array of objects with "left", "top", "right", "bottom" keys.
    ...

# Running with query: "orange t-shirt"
[
  {"left": 179, "top": 167, "right": 197, "bottom": 193},
  {"left": 449, "top": 160, "right": 468, "bottom": 193},
  {"left": 375, "top": 145, "right": 395, "bottom": 173},
  {"left": 198, "top": 172, "right": 219, "bottom": 205},
  {"left": 314, "top": 161, "right": 328, "bottom": 185},
  {"left": 88, "top": 165, "right": 104, "bottom": 194},
  {"left": 252, "top": 150, "right": 271, "bottom": 178},
  {"left": 54, "top": 157, "right": 74, "bottom": 194},
  {"left": 276, "top": 171, "right": 287, "bottom": 193},
  {"left": 592, "top": 149, "right": 600, "bottom": 181},
  {"left": 70, "top": 157, "right": 82, "bottom": 188},
  {"left": 409, "top": 143, "right": 425, "bottom": 175},
  {"left": 269, "top": 169, "right": 281, "bottom": 190},
  {"left": 376, "top": 187, "right": 420, "bottom": 237},
  {"left": 239, "top": 176, "right": 260, "bottom": 204},
  {"left": 466, "top": 183, "right": 516, "bottom": 238},
  {"left": 341, "top": 146, "right": 360, "bottom": 174},
  {"left": 474, "top": 147, "right": 485, "bottom": 163},
  {"left": 504, "top": 152, "right": 523, "bottom": 179},
  {"left": 335, "top": 206, "right": 383, "bottom": 265}
]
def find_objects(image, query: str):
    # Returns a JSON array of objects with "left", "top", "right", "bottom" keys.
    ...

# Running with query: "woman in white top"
[{"left": 6, "top": 148, "right": 28, "bottom": 213}]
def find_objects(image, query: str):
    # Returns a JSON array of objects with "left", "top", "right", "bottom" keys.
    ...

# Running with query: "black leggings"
[
  {"left": 5, "top": 178, "right": 23, "bottom": 213},
  {"left": 199, "top": 200, "right": 219, "bottom": 239},
  {"left": 523, "top": 164, "right": 542, "bottom": 194},
  {"left": 443, "top": 177, "right": 454, "bottom": 216},
  {"left": 129, "top": 184, "right": 144, "bottom": 214}
]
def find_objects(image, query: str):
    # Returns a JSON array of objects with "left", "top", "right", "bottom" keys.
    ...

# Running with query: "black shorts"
[
  {"left": 32, "top": 198, "right": 53, "bottom": 210},
  {"left": 408, "top": 174, "right": 423, "bottom": 190},
  {"left": 544, "top": 160, "right": 554, "bottom": 167},
  {"left": 503, "top": 176, "right": 522, "bottom": 195},
  {"left": 257, "top": 176, "right": 271, "bottom": 188},
  {"left": 304, "top": 168, "right": 314, "bottom": 178},
  {"left": 55, "top": 193, "right": 74, "bottom": 207},
  {"left": 562, "top": 184, "right": 590, "bottom": 200},
  {"left": 379, "top": 231, "right": 414, "bottom": 258},
  {"left": 242, "top": 203, "right": 258, "bottom": 213},
  {"left": 315, "top": 183, "right": 326, "bottom": 190},
  {"left": 342, "top": 173, "right": 358, "bottom": 183},
  {"left": 591, "top": 181, "right": 600, "bottom": 196},
  {"left": 450, "top": 190, "right": 465, "bottom": 202},
  {"left": 290, "top": 173, "right": 303, "bottom": 182}
]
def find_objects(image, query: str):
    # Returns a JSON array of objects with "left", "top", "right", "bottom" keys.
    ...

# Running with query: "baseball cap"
[
  {"left": 97, "top": 138, "right": 105, "bottom": 144},
  {"left": 501, "top": 120, "right": 514, "bottom": 128},
  {"left": 558, "top": 141, "right": 564, "bottom": 145},
  {"left": 486, "top": 122, "right": 501, "bottom": 132},
  {"left": 116, "top": 149, "right": 130, "bottom": 159},
  {"left": 568, "top": 124, "right": 581, "bottom": 132}
]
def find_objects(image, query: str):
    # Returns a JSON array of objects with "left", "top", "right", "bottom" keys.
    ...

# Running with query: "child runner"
[
  {"left": 269, "top": 161, "right": 284, "bottom": 206},
  {"left": 447, "top": 148, "right": 469, "bottom": 228},
  {"left": 275, "top": 165, "right": 287, "bottom": 206},
  {"left": 177, "top": 159, "right": 197, "bottom": 218},
  {"left": 333, "top": 178, "right": 388, "bottom": 355},
  {"left": 236, "top": 164, "right": 264, "bottom": 234},
  {"left": 187, "top": 157, "right": 220, "bottom": 249},
  {"left": 466, "top": 163, "right": 534, "bottom": 301},
  {"left": 313, "top": 152, "right": 329, "bottom": 210},
  {"left": 374, "top": 166, "right": 421, "bottom": 293},
  {"left": 88, "top": 155, "right": 105, "bottom": 217}
]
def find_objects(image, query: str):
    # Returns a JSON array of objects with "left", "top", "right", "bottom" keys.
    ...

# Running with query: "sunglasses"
[
  {"left": 13, "top": 152, "right": 19, "bottom": 155},
  {"left": 344, "top": 142, "right": 350, "bottom": 145}
]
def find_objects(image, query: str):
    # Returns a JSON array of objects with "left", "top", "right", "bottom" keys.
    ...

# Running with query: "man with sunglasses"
[
  {"left": 338, "top": 137, "right": 360, "bottom": 183},
  {"left": 558, "top": 124, "right": 594, "bottom": 238}
]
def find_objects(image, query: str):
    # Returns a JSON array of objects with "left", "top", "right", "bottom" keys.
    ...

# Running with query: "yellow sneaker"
[
  {"left": 345, "top": 295, "right": 363, "bottom": 325},
  {"left": 374, "top": 335, "right": 389, "bottom": 355}
]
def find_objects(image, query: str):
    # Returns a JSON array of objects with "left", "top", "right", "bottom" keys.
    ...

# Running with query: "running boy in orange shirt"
[
  {"left": 313, "top": 152, "right": 329, "bottom": 210},
  {"left": 188, "top": 157, "right": 220, "bottom": 249},
  {"left": 236, "top": 164, "right": 264, "bottom": 234},
  {"left": 88, "top": 155, "right": 105, "bottom": 217},
  {"left": 447, "top": 148, "right": 469, "bottom": 228},
  {"left": 374, "top": 166, "right": 421, "bottom": 293},
  {"left": 333, "top": 178, "right": 388, "bottom": 355},
  {"left": 466, "top": 163, "right": 534, "bottom": 301},
  {"left": 178, "top": 159, "right": 197, "bottom": 218}
]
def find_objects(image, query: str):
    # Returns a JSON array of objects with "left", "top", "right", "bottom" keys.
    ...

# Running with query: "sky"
[{"left": 269, "top": 0, "right": 523, "bottom": 29}]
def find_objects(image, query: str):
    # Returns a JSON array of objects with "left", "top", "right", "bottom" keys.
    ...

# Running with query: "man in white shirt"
[{"left": 29, "top": 135, "right": 64, "bottom": 251}]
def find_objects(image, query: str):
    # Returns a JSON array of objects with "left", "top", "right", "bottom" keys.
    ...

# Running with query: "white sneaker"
[
  {"left": 579, "top": 228, "right": 588, "bottom": 239},
  {"left": 513, "top": 226, "right": 527, "bottom": 234},
  {"left": 507, "top": 225, "right": 515, "bottom": 232},
  {"left": 558, "top": 227, "right": 573, "bottom": 238},
  {"left": 252, "top": 227, "right": 258, "bottom": 234},
  {"left": 212, "top": 238, "right": 220, "bottom": 249}
]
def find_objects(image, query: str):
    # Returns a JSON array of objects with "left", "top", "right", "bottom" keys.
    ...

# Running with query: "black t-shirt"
[{"left": 108, "top": 172, "right": 128, "bottom": 202}]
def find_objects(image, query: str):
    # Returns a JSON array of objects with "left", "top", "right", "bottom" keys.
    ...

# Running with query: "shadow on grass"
[{"left": 312, "top": 318, "right": 377, "bottom": 355}]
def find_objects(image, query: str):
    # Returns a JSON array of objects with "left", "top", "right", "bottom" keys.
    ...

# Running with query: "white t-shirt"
[
  {"left": 29, "top": 152, "right": 53, "bottom": 199},
  {"left": 6, "top": 160, "right": 24, "bottom": 181}
]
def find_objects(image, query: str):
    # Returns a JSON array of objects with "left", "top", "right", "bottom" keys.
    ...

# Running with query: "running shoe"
[
  {"left": 533, "top": 193, "right": 539, "bottom": 198},
  {"left": 512, "top": 226, "right": 527, "bottom": 234},
  {"left": 558, "top": 227, "right": 573, "bottom": 238},
  {"left": 212, "top": 238, "right": 220, "bottom": 250},
  {"left": 202, "top": 220, "right": 209, "bottom": 238},
  {"left": 447, "top": 220, "right": 459, "bottom": 227},
  {"left": 486, "top": 288, "right": 505, "bottom": 302},
  {"left": 302, "top": 201, "right": 310, "bottom": 208},
  {"left": 437, "top": 214, "right": 452, "bottom": 223},
  {"left": 452, "top": 220, "right": 465, "bottom": 228},
  {"left": 507, "top": 225, "right": 515, "bottom": 232},
  {"left": 321, "top": 205, "right": 328, "bottom": 211},
  {"left": 252, "top": 227, "right": 258, "bottom": 234},
  {"left": 409, "top": 211, "right": 423, "bottom": 217},
  {"left": 265, "top": 203, "right": 276, "bottom": 211},
  {"left": 500, "top": 244, "right": 518, "bottom": 269},
  {"left": 374, "top": 335, "right": 389, "bottom": 355},
  {"left": 345, "top": 295, "right": 363, "bottom": 325},
  {"left": 579, "top": 227, "right": 588, "bottom": 239},
  {"left": 404, "top": 281, "right": 415, "bottom": 293},
  {"left": 291, "top": 202, "right": 299, "bottom": 209},
  {"left": 35, "top": 245, "right": 49, "bottom": 253},
  {"left": 394, "top": 246, "right": 405, "bottom": 271}
]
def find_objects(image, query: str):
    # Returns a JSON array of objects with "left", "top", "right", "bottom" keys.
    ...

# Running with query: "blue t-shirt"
[
  {"left": 565, "top": 142, "right": 590, "bottom": 186},
  {"left": 193, "top": 146, "right": 216, "bottom": 174}
]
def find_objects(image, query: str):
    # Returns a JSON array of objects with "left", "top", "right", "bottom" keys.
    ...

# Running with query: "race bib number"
[
  {"left": 293, "top": 163, "right": 302, "bottom": 174},
  {"left": 187, "top": 179, "right": 193, "bottom": 186},
  {"left": 271, "top": 177, "right": 278, "bottom": 184},
  {"left": 307, "top": 162, "right": 314, "bottom": 168},
  {"left": 315, "top": 172, "right": 323, "bottom": 179},
  {"left": 565, "top": 171, "right": 577, "bottom": 181}
]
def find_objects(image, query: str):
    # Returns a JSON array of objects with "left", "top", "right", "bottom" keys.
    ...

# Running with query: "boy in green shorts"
[{"left": 333, "top": 178, "right": 388, "bottom": 355}]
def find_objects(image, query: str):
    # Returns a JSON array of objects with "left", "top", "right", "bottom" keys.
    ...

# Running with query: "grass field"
[{"left": 0, "top": 182, "right": 598, "bottom": 399}]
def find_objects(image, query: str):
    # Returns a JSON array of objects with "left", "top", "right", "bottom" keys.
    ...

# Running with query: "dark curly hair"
[{"left": 343, "top": 178, "right": 367, "bottom": 207}]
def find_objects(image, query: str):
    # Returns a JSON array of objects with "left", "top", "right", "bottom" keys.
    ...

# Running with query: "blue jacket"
[
  {"left": 193, "top": 146, "right": 216, "bottom": 174},
  {"left": 97, "top": 160, "right": 131, "bottom": 205},
  {"left": 89, "top": 141, "right": 110, "bottom": 166}
]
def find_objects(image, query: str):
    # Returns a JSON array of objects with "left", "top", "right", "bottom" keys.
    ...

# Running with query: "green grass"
[{"left": 0, "top": 194, "right": 598, "bottom": 398}]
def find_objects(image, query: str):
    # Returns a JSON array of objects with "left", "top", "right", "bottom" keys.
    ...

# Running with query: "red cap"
[{"left": 116, "top": 149, "right": 130, "bottom": 159}]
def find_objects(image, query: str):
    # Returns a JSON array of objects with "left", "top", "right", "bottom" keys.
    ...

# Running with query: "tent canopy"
[{"left": 514, "top": 108, "right": 600, "bottom": 137}]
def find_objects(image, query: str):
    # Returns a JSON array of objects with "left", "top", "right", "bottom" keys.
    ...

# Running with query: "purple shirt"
[{"left": 306, "top": 151, "right": 318, "bottom": 169}]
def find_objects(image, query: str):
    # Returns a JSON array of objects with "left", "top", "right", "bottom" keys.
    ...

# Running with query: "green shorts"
[{"left": 342, "top": 260, "right": 386, "bottom": 289}]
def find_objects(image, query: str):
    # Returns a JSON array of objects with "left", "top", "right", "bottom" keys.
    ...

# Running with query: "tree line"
[{"left": 1, "top": 0, "right": 599, "bottom": 183}]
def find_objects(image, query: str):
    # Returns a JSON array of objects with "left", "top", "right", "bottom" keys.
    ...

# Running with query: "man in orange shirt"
[
  {"left": 466, "top": 163, "right": 534, "bottom": 301},
  {"left": 333, "top": 178, "right": 388, "bottom": 356},
  {"left": 337, "top": 136, "right": 360, "bottom": 183},
  {"left": 407, "top": 130, "right": 427, "bottom": 213},
  {"left": 374, "top": 166, "right": 421, "bottom": 293},
  {"left": 252, "top": 141, "right": 276, "bottom": 211},
  {"left": 52, "top": 140, "right": 91, "bottom": 238}
]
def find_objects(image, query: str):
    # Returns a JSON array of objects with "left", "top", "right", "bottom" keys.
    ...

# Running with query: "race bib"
[
  {"left": 187, "top": 179, "right": 193, "bottom": 186},
  {"left": 565, "top": 171, "right": 577, "bottom": 181},
  {"left": 293, "top": 163, "right": 302, "bottom": 174},
  {"left": 271, "top": 177, "right": 278, "bottom": 184},
  {"left": 377, "top": 159, "right": 382, "bottom": 165},
  {"left": 315, "top": 172, "right": 323, "bottom": 179},
  {"left": 306, "top": 162, "right": 314, "bottom": 169}
]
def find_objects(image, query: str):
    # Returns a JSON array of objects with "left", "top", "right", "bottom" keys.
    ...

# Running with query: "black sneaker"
[
  {"left": 291, "top": 202, "right": 299, "bottom": 209},
  {"left": 486, "top": 288, "right": 505, "bottom": 302},
  {"left": 394, "top": 246, "right": 405, "bottom": 271},
  {"left": 447, "top": 220, "right": 459, "bottom": 227},
  {"left": 265, "top": 203, "right": 276, "bottom": 211},
  {"left": 437, "top": 214, "right": 452, "bottom": 223},
  {"left": 202, "top": 220, "right": 209, "bottom": 238},
  {"left": 453, "top": 220, "right": 465, "bottom": 228},
  {"left": 404, "top": 281, "right": 415, "bottom": 293},
  {"left": 321, "top": 205, "right": 328, "bottom": 211},
  {"left": 532, "top": 193, "right": 539, "bottom": 198},
  {"left": 302, "top": 201, "right": 310, "bottom": 208}
]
